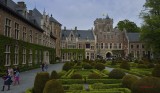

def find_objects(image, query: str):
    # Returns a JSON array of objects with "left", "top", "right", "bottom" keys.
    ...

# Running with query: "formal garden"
[{"left": 25, "top": 58, "right": 160, "bottom": 93}]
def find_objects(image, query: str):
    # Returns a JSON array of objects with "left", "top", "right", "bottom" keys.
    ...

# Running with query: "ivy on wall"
[
  {"left": 112, "top": 50, "right": 125, "bottom": 57},
  {"left": 0, "top": 35, "right": 56, "bottom": 76},
  {"left": 61, "top": 49, "right": 85, "bottom": 60}
]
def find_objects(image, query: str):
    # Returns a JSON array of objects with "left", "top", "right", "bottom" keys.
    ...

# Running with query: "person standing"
[
  {"left": 7, "top": 67, "right": 14, "bottom": 78},
  {"left": 44, "top": 62, "right": 48, "bottom": 71},
  {"left": 1, "top": 74, "right": 12, "bottom": 91},
  {"left": 13, "top": 70, "right": 20, "bottom": 85},
  {"left": 41, "top": 63, "right": 45, "bottom": 71}
]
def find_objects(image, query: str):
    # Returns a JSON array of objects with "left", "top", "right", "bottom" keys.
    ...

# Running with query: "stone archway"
[{"left": 106, "top": 52, "right": 112, "bottom": 58}]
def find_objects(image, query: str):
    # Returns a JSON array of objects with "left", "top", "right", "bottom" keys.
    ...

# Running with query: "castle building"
[
  {"left": 0, "top": 0, "right": 61, "bottom": 70},
  {"left": 61, "top": 16, "right": 151, "bottom": 61},
  {"left": 61, "top": 27, "right": 96, "bottom": 61}
]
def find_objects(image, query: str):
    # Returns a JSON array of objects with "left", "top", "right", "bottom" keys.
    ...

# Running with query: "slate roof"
[
  {"left": 61, "top": 30, "right": 95, "bottom": 40},
  {"left": 127, "top": 33, "right": 140, "bottom": 42},
  {"left": 50, "top": 15, "right": 61, "bottom": 25}
]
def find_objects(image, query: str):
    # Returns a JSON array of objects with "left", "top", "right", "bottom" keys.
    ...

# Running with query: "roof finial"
[
  {"left": 43, "top": 8, "right": 46, "bottom": 15},
  {"left": 51, "top": 14, "right": 52, "bottom": 17},
  {"left": 106, "top": 14, "right": 109, "bottom": 19}
]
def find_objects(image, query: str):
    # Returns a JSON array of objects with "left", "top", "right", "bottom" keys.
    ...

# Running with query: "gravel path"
[{"left": 0, "top": 63, "right": 64, "bottom": 93}]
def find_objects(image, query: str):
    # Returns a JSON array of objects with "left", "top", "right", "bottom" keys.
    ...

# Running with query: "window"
[
  {"left": 91, "top": 53, "right": 94, "bottom": 59},
  {"left": 101, "top": 43, "right": 103, "bottom": 49},
  {"left": 131, "top": 45, "right": 133, "bottom": 49},
  {"left": 96, "top": 43, "right": 99, "bottom": 49},
  {"left": 5, "top": 45, "right": 10, "bottom": 66},
  {"left": 137, "top": 45, "right": 139, "bottom": 49},
  {"left": 114, "top": 43, "right": 117, "bottom": 49},
  {"left": 39, "top": 35, "right": 42, "bottom": 45},
  {"left": 91, "top": 46, "right": 94, "bottom": 50},
  {"left": 78, "top": 44, "right": 82, "bottom": 49},
  {"left": 29, "top": 49, "right": 32, "bottom": 63},
  {"left": 35, "top": 33, "right": 38, "bottom": 44},
  {"left": 14, "top": 46, "right": 19, "bottom": 65},
  {"left": 22, "top": 27, "right": 27, "bottom": 41},
  {"left": 119, "top": 43, "right": 122, "bottom": 49},
  {"left": 62, "top": 53, "right": 65, "bottom": 60},
  {"left": 110, "top": 43, "right": 112, "bottom": 49},
  {"left": 78, "top": 54, "right": 83, "bottom": 60},
  {"left": 86, "top": 43, "right": 90, "bottom": 49},
  {"left": 39, "top": 51, "right": 42, "bottom": 63},
  {"left": 22, "top": 48, "right": 26, "bottom": 64},
  {"left": 29, "top": 30, "right": 33, "bottom": 43},
  {"left": 35, "top": 50, "right": 38, "bottom": 64},
  {"left": 15, "top": 23, "right": 19, "bottom": 39},
  {"left": 105, "top": 43, "right": 108, "bottom": 49},
  {"left": 142, "top": 44, "right": 144, "bottom": 48},
  {"left": 4, "top": 18, "right": 11, "bottom": 37}
]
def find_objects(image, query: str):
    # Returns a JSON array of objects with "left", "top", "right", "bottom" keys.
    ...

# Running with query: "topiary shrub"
[
  {"left": 147, "top": 63, "right": 155, "bottom": 68},
  {"left": 71, "top": 73, "right": 82, "bottom": 79},
  {"left": 109, "top": 69, "right": 125, "bottom": 79},
  {"left": 152, "top": 64, "right": 160, "bottom": 77},
  {"left": 58, "top": 71, "right": 66, "bottom": 78},
  {"left": 43, "top": 79, "right": 64, "bottom": 93},
  {"left": 83, "top": 63, "right": 93, "bottom": 69},
  {"left": 120, "top": 61, "right": 130, "bottom": 70},
  {"left": 95, "top": 63, "right": 105, "bottom": 71},
  {"left": 62, "top": 62, "right": 72, "bottom": 71},
  {"left": 50, "top": 70, "right": 59, "bottom": 79},
  {"left": 122, "top": 75, "right": 139, "bottom": 89},
  {"left": 88, "top": 73, "right": 101, "bottom": 79},
  {"left": 33, "top": 72, "right": 49, "bottom": 93},
  {"left": 131, "top": 76, "right": 160, "bottom": 93}
]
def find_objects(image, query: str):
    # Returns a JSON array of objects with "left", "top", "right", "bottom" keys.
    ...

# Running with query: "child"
[
  {"left": 1, "top": 74, "right": 12, "bottom": 91},
  {"left": 14, "top": 70, "right": 20, "bottom": 85}
]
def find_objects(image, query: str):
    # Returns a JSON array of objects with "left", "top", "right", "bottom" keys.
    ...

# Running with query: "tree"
[
  {"left": 140, "top": 0, "right": 160, "bottom": 55},
  {"left": 117, "top": 19, "right": 140, "bottom": 32}
]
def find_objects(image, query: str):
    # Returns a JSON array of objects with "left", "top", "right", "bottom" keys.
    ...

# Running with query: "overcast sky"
[{"left": 13, "top": 0, "right": 146, "bottom": 30}]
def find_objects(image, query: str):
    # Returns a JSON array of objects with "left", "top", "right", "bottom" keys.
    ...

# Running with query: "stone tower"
[{"left": 94, "top": 16, "right": 125, "bottom": 59}]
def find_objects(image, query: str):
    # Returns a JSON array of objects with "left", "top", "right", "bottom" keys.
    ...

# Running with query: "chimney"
[
  {"left": 64, "top": 26, "right": 66, "bottom": 30},
  {"left": 75, "top": 26, "right": 77, "bottom": 31},
  {"left": 17, "top": 1, "right": 26, "bottom": 8},
  {"left": 29, "top": 10, "right": 33, "bottom": 16}
]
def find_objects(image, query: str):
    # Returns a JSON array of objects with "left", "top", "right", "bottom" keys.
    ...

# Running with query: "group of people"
[
  {"left": 41, "top": 62, "right": 48, "bottom": 71},
  {"left": 1, "top": 66, "right": 20, "bottom": 91}
]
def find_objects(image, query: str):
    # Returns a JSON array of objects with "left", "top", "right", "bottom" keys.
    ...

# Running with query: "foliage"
[
  {"left": 120, "top": 61, "right": 130, "bottom": 70},
  {"left": 86, "top": 79, "right": 122, "bottom": 84},
  {"left": 69, "top": 84, "right": 83, "bottom": 90},
  {"left": 50, "top": 70, "right": 59, "bottom": 79},
  {"left": 95, "top": 63, "right": 105, "bottom": 71},
  {"left": 131, "top": 76, "right": 160, "bottom": 93},
  {"left": 59, "top": 79, "right": 83, "bottom": 84},
  {"left": 82, "top": 63, "right": 93, "bottom": 69},
  {"left": 92, "top": 83, "right": 104, "bottom": 90},
  {"left": 58, "top": 71, "right": 66, "bottom": 78},
  {"left": 43, "top": 79, "right": 64, "bottom": 93},
  {"left": 137, "top": 64, "right": 147, "bottom": 68},
  {"left": 0, "top": 35, "right": 56, "bottom": 75},
  {"left": 71, "top": 73, "right": 82, "bottom": 79},
  {"left": 33, "top": 72, "right": 49, "bottom": 93},
  {"left": 152, "top": 64, "right": 160, "bottom": 77},
  {"left": 109, "top": 69, "right": 126, "bottom": 79},
  {"left": 62, "top": 62, "right": 72, "bottom": 71},
  {"left": 122, "top": 75, "right": 139, "bottom": 89},
  {"left": 88, "top": 73, "right": 101, "bottom": 79},
  {"left": 140, "top": 0, "right": 160, "bottom": 54},
  {"left": 61, "top": 49, "right": 85, "bottom": 61},
  {"left": 117, "top": 19, "right": 140, "bottom": 32}
]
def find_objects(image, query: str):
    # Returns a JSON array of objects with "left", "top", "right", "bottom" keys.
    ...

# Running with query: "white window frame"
[
  {"left": 22, "top": 48, "right": 26, "bottom": 64},
  {"left": 4, "top": 45, "right": 11, "bottom": 66},
  {"left": 4, "top": 18, "right": 11, "bottom": 37},
  {"left": 14, "top": 46, "right": 19, "bottom": 65}
]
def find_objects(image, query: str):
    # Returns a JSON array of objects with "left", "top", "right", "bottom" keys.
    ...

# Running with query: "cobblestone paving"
[{"left": 0, "top": 63, "right": 64, "bottom": 93}]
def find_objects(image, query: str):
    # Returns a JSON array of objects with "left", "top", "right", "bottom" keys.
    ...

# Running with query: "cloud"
[{"left": 13, "top": 0, "right": 146, "bottom": 29}]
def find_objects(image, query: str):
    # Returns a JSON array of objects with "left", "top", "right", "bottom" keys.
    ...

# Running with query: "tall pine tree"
[{"left": 140, "top": 0, "right": 160, "bottom": 56}]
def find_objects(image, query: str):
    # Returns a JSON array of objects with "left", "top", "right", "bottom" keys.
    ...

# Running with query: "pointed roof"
[
  {"left": 61, "top": 30, "right": 95, "bottom": 40},
  {"left": 127, "top": 33, "right": 140, "bottom": 42},
  {"left": 49, "top": 14, "right": 61, "bottom": 25},
  {"left": 32, "top": 8, "right": 42, "bottom": 17}
]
